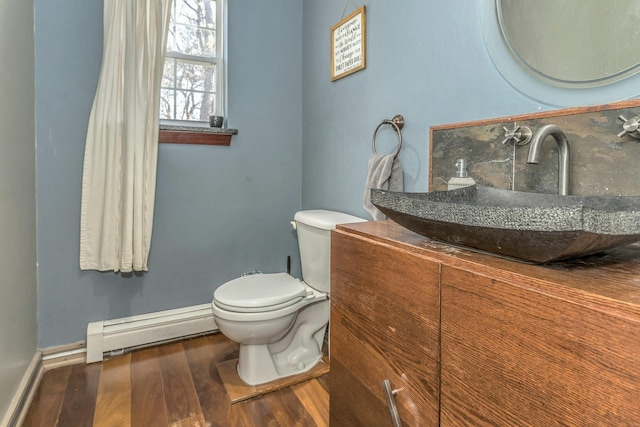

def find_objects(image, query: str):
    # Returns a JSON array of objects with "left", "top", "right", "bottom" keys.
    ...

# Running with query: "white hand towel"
[{"left": 363, "top": 154, "right": 404, "bottom": 220}]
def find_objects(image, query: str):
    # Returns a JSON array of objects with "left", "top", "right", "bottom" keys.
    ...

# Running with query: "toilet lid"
[{"left": 214, "top": 273, "right": 308, "bottom": 313}]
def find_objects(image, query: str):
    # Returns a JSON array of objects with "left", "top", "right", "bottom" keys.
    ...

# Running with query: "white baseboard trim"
[
  {"left": 1, "top": 352, "right": 43, "bottom": 427},
  {"left": 86, "top": 303, "right": 217, "bottom": 363},
  {"left": 42, "top": 341, "right": 87, "bottom": 370}
]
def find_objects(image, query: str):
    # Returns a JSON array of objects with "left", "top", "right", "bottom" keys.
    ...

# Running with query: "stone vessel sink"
[{"left": 371, "top": 185, "right": 640, "bottom": 263}]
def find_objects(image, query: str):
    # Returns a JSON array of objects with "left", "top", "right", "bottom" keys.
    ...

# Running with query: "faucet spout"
[{"left": 527, "top": 124, "right": 571, "bottom": 195}]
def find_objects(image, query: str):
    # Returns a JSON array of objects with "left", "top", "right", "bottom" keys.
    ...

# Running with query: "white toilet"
[{"left": 212, "top": 210, "right": 366, "bottom": 386}]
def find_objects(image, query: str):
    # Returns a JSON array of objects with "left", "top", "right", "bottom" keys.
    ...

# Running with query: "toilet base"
[
  {"left": 236, "top": 301, "right": 329, "bottom": 386},
  {"left": 237, "top": 341, "right": 324, "bottom": 386},
  {"left": 237, "top": 326, "right": 327, "bottom": 385}
]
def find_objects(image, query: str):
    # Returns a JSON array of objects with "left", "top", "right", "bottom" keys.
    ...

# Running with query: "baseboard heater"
[{"left": 86, "top": 303, "right": 217, "bottom": 363}]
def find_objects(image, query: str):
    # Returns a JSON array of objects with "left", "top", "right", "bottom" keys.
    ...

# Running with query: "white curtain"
[{"left": 80, "top": 0, "right": 172, "bottom": 272}]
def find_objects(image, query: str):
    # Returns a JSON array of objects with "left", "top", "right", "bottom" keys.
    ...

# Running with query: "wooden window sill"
[{"left": 159, "top": 124, "right": 238, "bottom": 146}]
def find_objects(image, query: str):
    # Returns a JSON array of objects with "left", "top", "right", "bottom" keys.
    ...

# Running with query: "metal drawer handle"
[{"left": 382, "top": 379, "right": 403, "bottom": 427}]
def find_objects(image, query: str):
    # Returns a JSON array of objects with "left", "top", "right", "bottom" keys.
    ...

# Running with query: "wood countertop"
[{"left": 335, "top": 220, "right": 640, "bottom": 317}]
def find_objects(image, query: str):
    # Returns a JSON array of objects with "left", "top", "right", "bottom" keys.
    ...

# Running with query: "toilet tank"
[{"left": 294, "top": 210, "right": 366, "bottom": 293}]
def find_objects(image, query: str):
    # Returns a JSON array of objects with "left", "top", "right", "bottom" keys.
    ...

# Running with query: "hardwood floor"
[{"left": 23, "top": 334, "right": 329, "bottom": 426}]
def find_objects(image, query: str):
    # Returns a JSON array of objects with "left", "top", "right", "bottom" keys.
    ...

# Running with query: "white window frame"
[{"left": 161, "top": 0, "right": 226, "bottom": 125}]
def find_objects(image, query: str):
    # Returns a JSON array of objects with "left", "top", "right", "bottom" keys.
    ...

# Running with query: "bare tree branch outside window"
[{"left": 161, "top": 0, "right": 218, "bottom": 121}]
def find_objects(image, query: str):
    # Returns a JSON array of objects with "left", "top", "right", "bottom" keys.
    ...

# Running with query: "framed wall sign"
[{"left": 331, "top": 6, "right": 366, "bottom": 81}]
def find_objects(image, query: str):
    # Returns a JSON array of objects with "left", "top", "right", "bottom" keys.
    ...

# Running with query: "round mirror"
[
  {"left": 497, "top": 0, "right": 640, "bottom": 87},
  {"left": 480, "top": 0, "right": 640, "bottom": 106}
]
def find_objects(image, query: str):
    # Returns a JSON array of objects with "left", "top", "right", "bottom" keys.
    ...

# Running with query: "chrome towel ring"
[{"left": 372, "top": 114, "right": 404, "bottom": 158}]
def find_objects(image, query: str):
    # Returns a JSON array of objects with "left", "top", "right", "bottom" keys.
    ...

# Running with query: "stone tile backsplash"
[{"left": 430, "top": 101, "right": 640, "bottom": 196}]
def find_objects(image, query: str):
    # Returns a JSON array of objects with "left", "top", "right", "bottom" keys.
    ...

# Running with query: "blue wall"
[
  {"left": 34, "top": 0, "right": 637, "bottom": 347},
  {"left": 35, "top": 0, "right": 303, "bottom": 347},
  {"left": 301, "top": 0, "right": 545, "bottom": 216}
]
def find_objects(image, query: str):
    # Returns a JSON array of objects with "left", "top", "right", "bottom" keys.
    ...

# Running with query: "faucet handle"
[
  {"left": 501, "top": 122, "right": 532, "bottom": 146},
  {"left": 617, "top": 115, "right": 640, "bottom": 139}
]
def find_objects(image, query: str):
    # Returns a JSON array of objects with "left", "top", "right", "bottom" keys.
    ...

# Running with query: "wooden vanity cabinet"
[
  {"left": 330, "top": 229, "right": 441, "bottom": 426},
  {"left": 331, "top": 221, "right": 640, "bottom": 426},
  {"left": 440, "top": 265, "right": 640, "bottom": 426}
]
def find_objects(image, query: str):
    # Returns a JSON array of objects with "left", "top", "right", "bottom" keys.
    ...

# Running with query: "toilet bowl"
[{"left": 211, "top": 210, "right": 366, "bottom": 386}]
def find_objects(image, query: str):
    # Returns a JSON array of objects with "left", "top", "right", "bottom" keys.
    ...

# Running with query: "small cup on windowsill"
[{"left": 209, "top": 115, "right": 224, "bottom": 128}]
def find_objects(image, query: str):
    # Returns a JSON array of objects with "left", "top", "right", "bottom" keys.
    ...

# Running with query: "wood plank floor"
[{"left": 23, "top": 333, "right": 329, "bottom": 426}]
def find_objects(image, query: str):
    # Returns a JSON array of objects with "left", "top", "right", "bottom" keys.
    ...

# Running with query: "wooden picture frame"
[{"left": 331, "top": 6, "right": 366, "bottom": 81}]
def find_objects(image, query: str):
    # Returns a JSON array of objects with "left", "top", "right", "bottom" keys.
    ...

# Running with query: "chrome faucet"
[{"left": 527, "top": 124, "right": 571, "bottom": 195}]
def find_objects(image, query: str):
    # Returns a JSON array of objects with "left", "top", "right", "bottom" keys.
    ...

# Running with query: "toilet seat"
[{"left": 213, "top": 272, "right": 308, "bottom": 313}]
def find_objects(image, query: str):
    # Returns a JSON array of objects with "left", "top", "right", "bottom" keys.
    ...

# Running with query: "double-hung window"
[{"left": 161, "top": 0, "right": 224, "bottom": 123}]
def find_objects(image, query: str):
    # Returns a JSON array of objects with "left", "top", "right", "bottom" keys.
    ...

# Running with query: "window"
[{"left": 161, "top": 0, "right": 224, "bottom": 122}]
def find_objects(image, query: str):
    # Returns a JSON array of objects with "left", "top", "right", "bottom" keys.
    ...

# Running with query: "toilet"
[{"left": 212, "top": 210, "right": 366, "bottom": 386}]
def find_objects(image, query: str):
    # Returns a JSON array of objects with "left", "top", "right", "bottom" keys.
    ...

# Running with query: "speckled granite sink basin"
[{"left": 371, "top": 185, "right": 640, "bottom": 263}]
